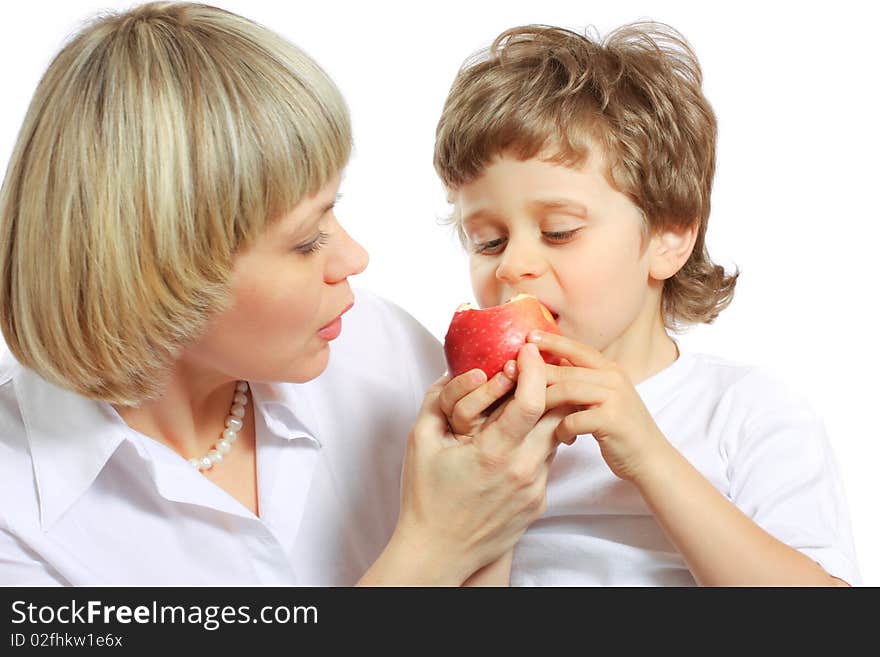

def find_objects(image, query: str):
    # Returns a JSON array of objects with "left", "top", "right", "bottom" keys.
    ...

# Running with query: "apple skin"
[{"left": 443, "top": 295, "right": 562, "bottom": 380}]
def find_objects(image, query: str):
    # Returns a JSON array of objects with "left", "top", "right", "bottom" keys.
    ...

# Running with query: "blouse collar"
[{"left": 13, "top": 365, "right": 322, "bottom": 531}]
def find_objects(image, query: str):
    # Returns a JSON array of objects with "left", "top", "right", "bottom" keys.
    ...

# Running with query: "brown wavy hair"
[{"left": 434, "top": 22, "right": 738, "bottom": 329}]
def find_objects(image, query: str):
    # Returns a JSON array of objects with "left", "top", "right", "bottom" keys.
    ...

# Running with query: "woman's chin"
[{"left": 284, "top": 344, "right": 332, "bottom": 384}]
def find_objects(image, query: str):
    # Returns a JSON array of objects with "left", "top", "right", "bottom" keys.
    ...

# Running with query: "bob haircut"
[
  {"left": 0, "top": 2, "right": 351, "bottom": 405},
  {"left": 434, "top": 22, "right": 738, "bottom": 330}
]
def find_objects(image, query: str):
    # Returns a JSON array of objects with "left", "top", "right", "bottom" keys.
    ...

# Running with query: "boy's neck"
[{"left": 600, "top": 300, "right": 679, "bottom": 386}]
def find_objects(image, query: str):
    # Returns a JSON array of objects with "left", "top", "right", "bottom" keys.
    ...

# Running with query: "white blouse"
[{"left": 0, "top": 288, "right": 445, "bottom": 585}]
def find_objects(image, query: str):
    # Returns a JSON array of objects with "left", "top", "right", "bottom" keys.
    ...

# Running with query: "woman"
[{"left": 0, "top": 1, "right": 555, "bottom": 585}]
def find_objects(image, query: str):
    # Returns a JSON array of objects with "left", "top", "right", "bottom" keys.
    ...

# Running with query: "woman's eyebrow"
[
  {"left": 281, "top": 195, "right": 340, "bottom": 236},
  {"left": 313, "top": 200, "right": 336, "bottom": 219},
  {"left": 311, "top": 193, "right": 342, "bottom": 220}
]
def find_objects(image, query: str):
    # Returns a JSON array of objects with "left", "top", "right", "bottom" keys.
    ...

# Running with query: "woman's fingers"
[
  {"left": 518, "top": 406, "right": 569, "bottom": 465},
  {"left": 492, "top": 344, "right": 547, "bottom": 442},
  {"left": 413, "top": 375, "right": 453, "bottom": 439}
]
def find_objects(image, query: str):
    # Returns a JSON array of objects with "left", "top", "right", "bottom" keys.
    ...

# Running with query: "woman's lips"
[
  {"left": 317, "top": 302, "right": 354, "bottom": 341},
  {"left": 317, "top": 317, "right": 342, "bottom": 341}
]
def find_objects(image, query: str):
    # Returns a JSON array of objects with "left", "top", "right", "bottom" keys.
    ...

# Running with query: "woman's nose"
[{"left": 326, "top": 223, "right": 369, "bottom": 283}]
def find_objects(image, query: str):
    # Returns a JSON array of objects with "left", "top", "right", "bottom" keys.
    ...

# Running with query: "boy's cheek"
[
  {"left": 468, "top": 261, "right": 501, "bottom": 307},
  {"left": 474, "top": 284, "right": 504, "bottom": 310}
]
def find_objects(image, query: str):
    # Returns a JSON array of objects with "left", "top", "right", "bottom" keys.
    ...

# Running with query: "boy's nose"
[
  {"left": 495, "top": 240, "right": 546, "bottom": 282},
  {"left": 326, "top": 224, "right": 369, "bottom": 283}
]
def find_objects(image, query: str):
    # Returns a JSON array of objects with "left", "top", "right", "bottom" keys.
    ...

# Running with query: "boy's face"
[{"left": 452, "top": 146, "right": 663, "bottom": 353}]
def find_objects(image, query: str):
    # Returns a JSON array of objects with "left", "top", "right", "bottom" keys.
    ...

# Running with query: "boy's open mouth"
[{"left": 539, "top": 301, "right": 560, "bottom": 321}]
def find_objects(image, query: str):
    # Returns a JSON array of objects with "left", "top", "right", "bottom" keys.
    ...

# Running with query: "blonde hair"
[
  {"left": 434, "top": 23, "right": 738, "bottom": 329},
  {"left": 0, "top": 1, "right": 351, "bottom": 405}
]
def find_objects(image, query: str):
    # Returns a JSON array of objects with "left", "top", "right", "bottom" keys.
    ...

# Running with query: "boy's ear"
[{"left": 648, "top": 222, "right": 699, "bottom": 281}]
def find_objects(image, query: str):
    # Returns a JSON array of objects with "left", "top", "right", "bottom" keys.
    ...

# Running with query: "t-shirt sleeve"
[{"left": 725, "top": 374, "right": 860, "bottom": 585}]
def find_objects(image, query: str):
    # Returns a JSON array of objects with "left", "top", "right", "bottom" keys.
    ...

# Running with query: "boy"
[{"left": 433, "top": 22, "right": 859, "bottom": 585}]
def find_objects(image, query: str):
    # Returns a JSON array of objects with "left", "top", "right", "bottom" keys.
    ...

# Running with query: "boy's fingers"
[
  {"left": 438, "top": 369, "right": 488, "bottom": 420},
  {"left": 544, "top": 363, "right": 613, "bottom": 387},
  {"left": 492, "top": 344, "right": 547, "bottom": 442},
  {"left": 545, "top": 381, "right": 608, "bottom": 410},
  {"left": 528, "top": 331, "right": 607, "bottom": 370},
  {"left": 554, "top": 408, "right": 602, "bottom": 445},
  {"left": 449, "top": 369, "right": 517, "bottom": 435}
]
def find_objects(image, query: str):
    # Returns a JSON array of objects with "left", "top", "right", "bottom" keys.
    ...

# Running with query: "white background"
[{"left": 2, "top": 1, "right": 877, "bottom": 584}]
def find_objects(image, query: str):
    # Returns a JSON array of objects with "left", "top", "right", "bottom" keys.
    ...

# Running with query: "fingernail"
[
  {"left": 503, "top": 360, "right": 517, "bottom": 378},
  {"left": 521, "top": 343, "right": 540, "bottom": 357},
  {"left": 469, "top": 369, "right": 487, "bottom": 384},
  {"left": 528, "top": 330, "right": 544, "bottom": 343}
]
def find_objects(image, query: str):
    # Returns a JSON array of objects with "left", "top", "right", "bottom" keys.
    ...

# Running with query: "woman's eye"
[
  {"left": 472, "top": 237, "right": 506, "bottom": 254},
  {"left": 543, "top": 228, "right": 582, "bottom": 243},
  {"left": 295, "top": 231, "right": 330, "bottom": 255}
]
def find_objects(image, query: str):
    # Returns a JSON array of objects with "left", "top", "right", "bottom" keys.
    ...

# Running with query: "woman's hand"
[{"left": 359, "top": 344, "right": 560, "bottom": 585}]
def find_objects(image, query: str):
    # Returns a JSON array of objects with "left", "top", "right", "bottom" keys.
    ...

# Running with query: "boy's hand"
[
  {"left": 528, "top": 330, "right": 671, "bottom": 483},
  {"left": 438, "top": 361, "right": 517, "bottom": 439}
]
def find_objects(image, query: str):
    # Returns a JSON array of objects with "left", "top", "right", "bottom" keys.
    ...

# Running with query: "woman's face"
[{"left": 183, "top": 173, "right": 369, "bottom": 384}]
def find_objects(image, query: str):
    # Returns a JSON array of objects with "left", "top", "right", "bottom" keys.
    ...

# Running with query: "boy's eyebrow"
[
  {"left": 527, "top": 198, "right": 589, "bottom": 217},
  {"left": 460, "top": 208, "right": 500, "bottom": 227},
  {"left": 460, "top": 199, "right": 589, "bottom": 227}
]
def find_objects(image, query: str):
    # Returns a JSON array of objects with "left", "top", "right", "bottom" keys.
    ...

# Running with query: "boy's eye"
[
  {"left": 471, "top": 228, "right": 582, "bottom": 254},
  {"left": 294, "top": 231, "right": 330, "bottom": 255},
  {"left": 542, "top": 228, "right": 582, "bottom": 243},
  {"left": 472, "top": 237, "right": 506, "bottom": 255}
]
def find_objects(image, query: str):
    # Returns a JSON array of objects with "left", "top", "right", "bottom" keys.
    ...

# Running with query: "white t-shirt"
[
  {"left": 511, "top": 350, "right": 861, "bottom": 586},
  {"left": 0, "top": 288, "right": 445, "bottom": 586}
]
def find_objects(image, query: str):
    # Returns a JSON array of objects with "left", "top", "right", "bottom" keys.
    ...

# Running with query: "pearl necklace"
[{"left": 188, "top": 380, "right": 249, "bottom": 472}]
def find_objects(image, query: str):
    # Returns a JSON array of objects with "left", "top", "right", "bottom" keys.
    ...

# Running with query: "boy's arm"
[
  {"left": 533, "top": 330, "right": 852, "bottom": 586},
  {"left": 463, "top": 551, "right": 513, "bottom": 586},
  {"left": 632, "top": 442, "right": 848, "bottom": 586}
]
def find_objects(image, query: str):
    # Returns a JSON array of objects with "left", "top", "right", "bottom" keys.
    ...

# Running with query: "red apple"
[{"left": 444, "top": 294, "right": 562, "bottom": 380}]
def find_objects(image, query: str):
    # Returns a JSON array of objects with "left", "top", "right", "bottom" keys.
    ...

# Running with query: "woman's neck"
[{"left": 112, "top": 366, "right": 240, "bottom": 459}]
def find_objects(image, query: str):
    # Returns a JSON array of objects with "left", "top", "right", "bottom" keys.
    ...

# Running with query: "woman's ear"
[{"left": 648, "top": 222, "right": 699, "bottom": 281}]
